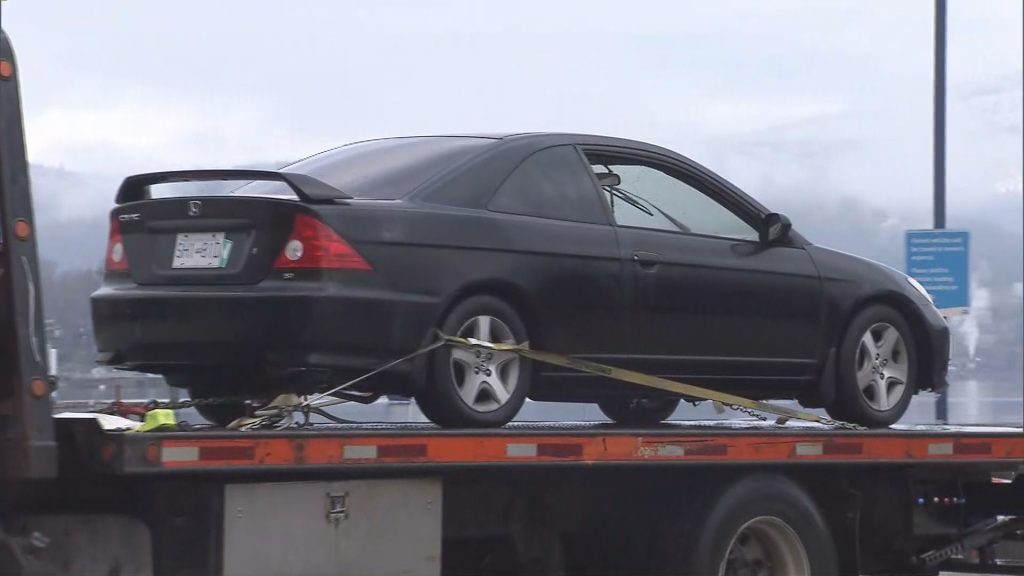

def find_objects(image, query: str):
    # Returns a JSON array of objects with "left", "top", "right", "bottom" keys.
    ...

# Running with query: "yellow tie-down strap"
[{"left": 443, "top": 335, "right": 865, "bottom": 430}]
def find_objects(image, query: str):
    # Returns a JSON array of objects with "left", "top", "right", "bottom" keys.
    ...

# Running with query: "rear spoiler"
[{"left": 115, "top": 169, "right": 352, "bottom": 204}]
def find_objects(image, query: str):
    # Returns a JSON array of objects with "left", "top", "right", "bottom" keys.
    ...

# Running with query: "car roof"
[
  {"left": 345, "top": 132, "right": 679, "bottom": 154},
  {"left": 496, "top": 132, "right": 659, "bottom": 146},
  {"left": 328, "top": 133, "right": 779, "bottom": 232}
]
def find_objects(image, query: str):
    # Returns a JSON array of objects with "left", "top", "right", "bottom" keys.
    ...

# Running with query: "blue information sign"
[{"left": 905, "top": 229, "right": 970, "bottom": 314}]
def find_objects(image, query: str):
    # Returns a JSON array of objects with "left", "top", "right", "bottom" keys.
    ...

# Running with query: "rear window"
[{"left": 233, "top": 137, "right": 494, "bottom": 200}]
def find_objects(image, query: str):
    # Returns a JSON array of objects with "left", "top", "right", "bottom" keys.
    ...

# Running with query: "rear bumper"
[{"left": 91, "top": 279, "right": 441, "bottom": 378}]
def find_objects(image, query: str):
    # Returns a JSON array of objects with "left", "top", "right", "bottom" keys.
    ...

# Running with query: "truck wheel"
[
  {"left": 826, "top": 304, "right": 917, "bottom": 428},
  {"left": 675, "top": 474, "right": 838, "bottom": 576},
  {"left": 419, "top": 295, "right": 531, "bottom": 428},
  {"left": 597, "top": 396, "right": 679, "bottom": 425}
]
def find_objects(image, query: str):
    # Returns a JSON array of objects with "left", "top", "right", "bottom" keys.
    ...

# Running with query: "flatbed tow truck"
[{"left": 1, "top": 29, "right": 1023, "bottom": 576}]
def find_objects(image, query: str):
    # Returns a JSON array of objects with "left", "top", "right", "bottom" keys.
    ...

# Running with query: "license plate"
[{"left": 172, "top": 232, "right": 232, "bottom": 269}]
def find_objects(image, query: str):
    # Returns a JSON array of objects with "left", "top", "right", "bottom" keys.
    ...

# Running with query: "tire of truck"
[
  {"left": 596, "top": 396, "right": 680, "bottom": 425},
  {"left": 418, "top": 295, "right": 532, "bottom": 428},
  {"left": 826, "top": 304, "right": 917, "bottom": 428},
  {"left": 670, "top": 474, "right": 839, "bottom": 576}
]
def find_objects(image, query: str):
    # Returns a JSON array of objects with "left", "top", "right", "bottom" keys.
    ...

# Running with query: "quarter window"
[{"left": 488, "top": 146, "right": 607, "bottom": 224}]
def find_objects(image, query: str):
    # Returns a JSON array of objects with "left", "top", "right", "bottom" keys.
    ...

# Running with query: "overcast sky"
[{"left": 2, "top": 0, "right": 1021, "bottom": 217}]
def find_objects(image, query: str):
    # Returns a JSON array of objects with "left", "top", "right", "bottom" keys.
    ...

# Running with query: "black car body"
[{"left": 91, "top": 133, "right": 949, "bottom": 427}]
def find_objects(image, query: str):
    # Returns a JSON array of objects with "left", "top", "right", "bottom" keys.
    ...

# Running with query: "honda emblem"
[{"left": 187, "top": 200, "right": 202, "bottom": 217}]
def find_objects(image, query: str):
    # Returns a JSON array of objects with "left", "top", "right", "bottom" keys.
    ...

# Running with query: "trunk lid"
[{"left": 112, "top": 197, "right": 298, "bottom": 285}]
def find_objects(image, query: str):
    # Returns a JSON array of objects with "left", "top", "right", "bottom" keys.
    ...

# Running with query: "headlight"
[{"left": 906, "top": 276, "right": 934, "bottom": 303}]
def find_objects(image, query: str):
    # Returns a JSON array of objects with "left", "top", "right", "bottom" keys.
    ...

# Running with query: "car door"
[{"left": 581, "top": 147, "right": 823, "bottom": 389}]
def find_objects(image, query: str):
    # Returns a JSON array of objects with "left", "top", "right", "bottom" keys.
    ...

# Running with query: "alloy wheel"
[
  {"left": 855, "top": 322, "right": 910, "bottom": 411},
  {"left": 450, "top": 315, "right": 521, "bottom": 413}
]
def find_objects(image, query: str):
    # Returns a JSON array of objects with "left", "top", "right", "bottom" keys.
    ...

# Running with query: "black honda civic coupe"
[{"left": 91, "top": 133, "right": 949, "bottom": 428}]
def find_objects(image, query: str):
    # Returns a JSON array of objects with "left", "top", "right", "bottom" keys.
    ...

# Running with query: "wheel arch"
[{"left": 436, "top": 280, "right": 540, "bottom": 344}]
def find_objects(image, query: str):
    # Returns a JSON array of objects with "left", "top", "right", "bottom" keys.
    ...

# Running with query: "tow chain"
[
  {"left": 94, "top": 396, "right": 253, "bottom": 416},
  {"left": 817, "top": 415, "right": 867, "bottom": 430},
  {"left": 95, "top": 333, "right": 866, "bottom": 431},
  {"left": 720, "top": 403, "right": 862, "bottom": 431}
]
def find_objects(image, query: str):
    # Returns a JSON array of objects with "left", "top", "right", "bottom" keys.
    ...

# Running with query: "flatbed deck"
[{"left": 57, "top": 417, "right": 1024, "bottom": 475}]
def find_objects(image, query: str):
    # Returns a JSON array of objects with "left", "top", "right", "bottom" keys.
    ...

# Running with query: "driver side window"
[{"left": 587, "top": 155, "right": 757, "bottom": 241}]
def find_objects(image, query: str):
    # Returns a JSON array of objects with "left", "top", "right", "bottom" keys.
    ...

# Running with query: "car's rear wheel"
[
  {"left": 826, "top": 304, "right": 917, "bottom": 428},
  {"left": 597, "top": 396, "right": 680, "bottom": 425},
  {"left": 418, "top": 295, "right": 531, "bottom": 428},
  {"left": 165, "top": 373, "right": 252, "bottom": 428},
  {"left": 189, "top": 394, "right": 250, "bottom": 428}
]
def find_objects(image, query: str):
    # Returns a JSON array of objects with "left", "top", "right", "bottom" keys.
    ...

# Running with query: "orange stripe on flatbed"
[
  {"left": 378, "top": 443, "right": 428, "bottom": 459},
  {"left": 154, "top": 433, "right": 1024, "bottom": 470},
  {"left": 953, "top": 442, "right": 992, "bottom": 455}
]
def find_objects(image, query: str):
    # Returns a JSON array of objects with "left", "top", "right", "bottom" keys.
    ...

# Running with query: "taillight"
[
  {"left": 273, "top": 213, "right": 371, "bottom": 270},
  {"left": 105, "top": 218, "right": 129, "bottom": 272}
]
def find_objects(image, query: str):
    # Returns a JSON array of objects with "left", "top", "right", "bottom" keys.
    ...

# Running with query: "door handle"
[{"left": 632, "top": 251, "right": 661, "bottom": 269}]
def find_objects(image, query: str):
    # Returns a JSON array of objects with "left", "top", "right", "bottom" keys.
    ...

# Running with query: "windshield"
[{"left": 232, "top": 137, "right": 494, "bottom": 200}]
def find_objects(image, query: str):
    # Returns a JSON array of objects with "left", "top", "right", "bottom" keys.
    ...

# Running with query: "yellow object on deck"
[{"left": 134, "top": 409, "right": 177, "bottom": 433}]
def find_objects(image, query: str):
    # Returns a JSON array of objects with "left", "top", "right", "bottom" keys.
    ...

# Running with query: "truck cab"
[{"left": 0, "top": 29, "right": 57, "bottom": 482}]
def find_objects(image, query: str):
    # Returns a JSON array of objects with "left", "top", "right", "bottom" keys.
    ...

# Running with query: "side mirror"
[
  {"left": 759, "top": 212, "right": 792, "bottom": 244},
  {"left": 596, "top": 172, "right": 621, "bottom": 187}
]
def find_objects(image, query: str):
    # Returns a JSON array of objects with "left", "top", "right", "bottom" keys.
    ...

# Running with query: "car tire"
[
  {"left": 190, "top": 394, "right": 249, "bottom": 428},
  {"left": 597, "top": 396, "right": 679, "bottom": 425},
  {"left": 165, "top": 373, "right": 251, "bottom": 428},
  {"left": 419, "top": 295, "right": 532, "bottom": 428},
  {"left": 826, "top": 304, "right": 917, "bottom": 428},
  {"left": 669, "top": 474, "right": 839, "bottom": 576}
]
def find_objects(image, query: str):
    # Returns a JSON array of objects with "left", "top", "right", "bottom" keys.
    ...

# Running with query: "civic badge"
[{"left": 187, "top": 200, "right": 202, "bottom": 217}]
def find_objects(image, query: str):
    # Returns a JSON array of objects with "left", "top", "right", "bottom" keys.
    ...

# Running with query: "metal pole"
[{"left": 934, "top": 0, "right": 948, "bottom": 423}]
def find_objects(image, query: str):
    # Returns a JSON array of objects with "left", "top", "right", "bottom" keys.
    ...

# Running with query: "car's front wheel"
[
  {"left": 597, "top": 396, "right": 680, "bottom": 426},
  {"left": 418, "top": 295, "right": 532, "bottom": 428},
  {"left": 826, "top": 304, "right": 917, "bottom": 428}
]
